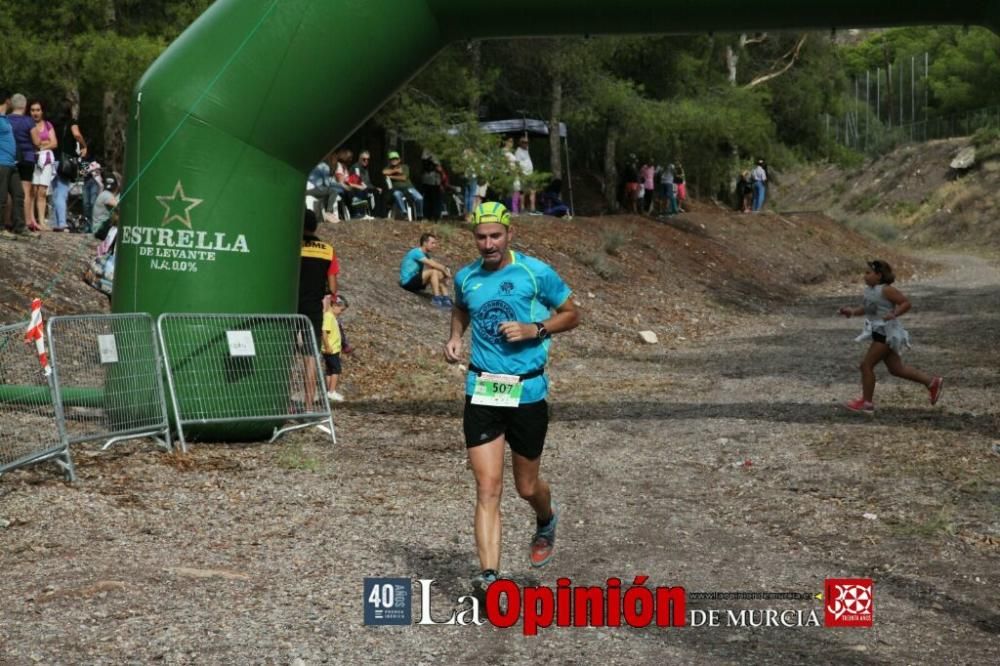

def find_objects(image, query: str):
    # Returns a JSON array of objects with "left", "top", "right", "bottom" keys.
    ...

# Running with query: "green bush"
[
  {"left": 971, "top": 127, "right": 1000, "bottom": 147},
  {"left": 842, "top": 215, "right": 900, "bottom": 242},
  {"left": 580, "top": 252, "right": 620, "bottom": 280},
  {"left": 852, "top": 194, "right": 881, "bottom": 214},
  {"left": 601, "top": 229, "right": 629, "bottom": 256}
]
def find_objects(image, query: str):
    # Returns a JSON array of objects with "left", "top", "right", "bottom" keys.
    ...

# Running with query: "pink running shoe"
[
  {"left": 928, "top": 377, "right": 944, "bottom": 406},
  {"left": 846, "top": 397, "right": 874, "bottom": 414}
]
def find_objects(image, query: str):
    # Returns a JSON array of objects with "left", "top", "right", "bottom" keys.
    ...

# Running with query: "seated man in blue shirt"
[
  {"left": 444, "top": 201, "right": 580, "bottom": 597},
  {"left": 399, "top": 232, "right": 452, "bottom": 308}
]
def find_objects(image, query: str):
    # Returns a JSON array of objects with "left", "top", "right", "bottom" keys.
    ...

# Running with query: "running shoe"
[
  {"left": 928, "top": 377, "right": 944, "bottom": 406},
  {"left": 327, "top": 390, "right": 345, "bottom": 402},
  {"left": 529, "top": 501, "right": 559, "bottom": 568},
  {"left": 471, "top": 569, "right": 498, "bottom": 602},
  {"left": 845, "top": 397, "right": 875, "bottom": 414}
]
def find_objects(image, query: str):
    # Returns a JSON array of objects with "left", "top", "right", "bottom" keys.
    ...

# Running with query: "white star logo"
[{"left": 156, "top": 181, "right": 203, "bottom": 228}]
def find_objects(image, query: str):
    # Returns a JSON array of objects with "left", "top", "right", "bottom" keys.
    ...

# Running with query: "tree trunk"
[
  {"left": 882, "top": 42, "right": 895, "bottom": 126},
  {"left": 603, "top": 123, "right": 619, "bottom": 212},
  {"left": 548, "top": 77, "right": 563, "bottom": 181},
  {"left": 468, "top": 40, "right": 482, "bottom": 116},
  {"left": 102, "top": 90, "right": 127, "bottom": 173},
  {"left": 65, "top": 84, "right": 81, "bottom": 122}
]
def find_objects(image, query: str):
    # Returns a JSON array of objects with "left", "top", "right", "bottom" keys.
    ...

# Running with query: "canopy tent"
[
  {"left": 449, "top": 118, "right": 574, "bottom": 213},
  {"left": 476, "top": 119, "right": 567, "bottom": 138}
]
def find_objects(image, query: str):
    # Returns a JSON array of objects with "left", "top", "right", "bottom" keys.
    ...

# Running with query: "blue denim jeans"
[
  {"left": 752, "top": 181, "right": 766, "bottom": 211},
  {"left": 83, "top": 177, "right": 99, "bottom": 230},
  {"left": 391, "top": 187, "right": 424, "bottom": 219},
  {"left": 52, "top": 173, "right": 70, "bottom": 229},
  {"left": 464, "top": 179, "right": 477, "bottom": 214}
]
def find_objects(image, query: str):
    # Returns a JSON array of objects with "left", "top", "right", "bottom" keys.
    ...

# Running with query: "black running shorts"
[
  {"left": 323, "top": 352, "right": 342, "bottom": 376},
  {"left": 401, "top": 274, "right": 425, "bottom": 293},
  {"left": 463, "top": 397, "right": 549, "bottom": 460}
]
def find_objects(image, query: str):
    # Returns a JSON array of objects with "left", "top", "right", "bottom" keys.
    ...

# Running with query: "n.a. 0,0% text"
[{"left": 149, "top": 259, "right": 199, "bottom": 272}]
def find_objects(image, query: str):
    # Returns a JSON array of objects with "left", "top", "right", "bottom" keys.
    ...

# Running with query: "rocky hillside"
[
  {"left": 1, "top": 204, "right": 920, "bottom": 401},
  {"left": 778, "top": 133, "right": 1000, "bottom": 249}
]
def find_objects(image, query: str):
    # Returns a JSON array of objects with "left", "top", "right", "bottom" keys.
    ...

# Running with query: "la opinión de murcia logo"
[
  {"left": 363, "top": 576, "right": 869, "bottom": 633},
  {"left": 824, "top": 578, "right": 874, "bottom": 628},
  {"left": 365, "top": 576, "right": 686, "bottom": 634}
]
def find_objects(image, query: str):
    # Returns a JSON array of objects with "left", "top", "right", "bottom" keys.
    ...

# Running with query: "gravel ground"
[{"left": 1, "top": 244, "right": 998, "bottom": 665}]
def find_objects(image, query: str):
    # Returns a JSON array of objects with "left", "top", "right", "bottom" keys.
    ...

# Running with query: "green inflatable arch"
[
  {"left": 114, "top": 0, "right": 1000, "bottom": 317},
  {"left": 109, "top": 0, "right": 999, "bottom": 440}
]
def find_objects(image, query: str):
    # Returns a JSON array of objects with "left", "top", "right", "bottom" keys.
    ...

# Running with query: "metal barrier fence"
[
  {"left": 47, "top": 313, "right": 172, "bottom": 453},
  {"left": 0, "top": 321, "right": 74, "bottom": 481},
  {"left": 157, "top": 313, "right": 335, "bottom": 451}
]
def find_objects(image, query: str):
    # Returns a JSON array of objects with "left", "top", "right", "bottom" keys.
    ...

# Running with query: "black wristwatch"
[{"left": 534, "top": 322, "right": 549, "bottom": 340}]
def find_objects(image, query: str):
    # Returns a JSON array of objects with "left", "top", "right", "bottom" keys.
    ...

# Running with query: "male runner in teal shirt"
[{"left": 444, "top": 201, "right": 580, "bottom": 595}]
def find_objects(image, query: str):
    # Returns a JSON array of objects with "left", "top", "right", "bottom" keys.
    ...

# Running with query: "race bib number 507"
[{"left": 471, "top": 372, "right": 523, "bottom": 407}]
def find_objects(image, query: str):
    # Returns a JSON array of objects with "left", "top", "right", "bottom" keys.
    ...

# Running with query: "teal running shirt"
[
  {"left": 454, "top": 251, "right": 571, "bottom": 404},
  {"left": 399, "top": 247, "right": 427, "bottom": 285}
]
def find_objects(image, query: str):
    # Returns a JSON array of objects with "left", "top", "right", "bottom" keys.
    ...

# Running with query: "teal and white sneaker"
[{"left": 471, "top": 569, "right": 498, "bottom": 601}]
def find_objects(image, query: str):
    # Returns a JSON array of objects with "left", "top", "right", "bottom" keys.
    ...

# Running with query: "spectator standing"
[
  {"left": 383, "top": 150, "right": 424, "bottom": 219},
  {"left": 81, "top": 160, "right": 102, "bottom": 232},
  {"left": 52, "top": 100, "right": 88, "bottom": 232},
  {"left": 502, "top": 136, "right": 521, "bottom": 214},
  {"left": 660, "top": 163, "right": 678, "bottom": 215},
  {"left": 322, "top": 294, "right": 347, "bottom": 402},
  {"left": 29, "top": 100, "right": 57, "bottom": 231},
  {"left": 639, "top": 159, "right": 656, "bottom": 215},
  {"left": 298, "top": 210, "right": 338, "bottom": 407},
  {"left": 7, "top": 94, "right": 37, "bottom": 231},
  {"left": 736, "top": 170, "right": 753, "bottom": 213},
  {"left": 462, "top": 148, "right": 482, "bottom": 221},
  {"left": 514, "top": 136, "right": 537, "bottom": 214},
  {"left": 0, "top": 90, "right": 29, "bottom": 239},
  {"left": 674, "top": 163, "right": 687, "bottom": 210},
  {"left": 419, "top": 150, "right": 443, "bottom": 221},
  {"left": 751, "top": 159, "right": 767, "bottom": 212},
  {"left": 622, "top": 154, "right": 640, "bottom": 214}
]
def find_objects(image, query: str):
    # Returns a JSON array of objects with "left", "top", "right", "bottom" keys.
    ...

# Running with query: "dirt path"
[{"left": 1, "top": 253, "right": 997, "bottom": 665}]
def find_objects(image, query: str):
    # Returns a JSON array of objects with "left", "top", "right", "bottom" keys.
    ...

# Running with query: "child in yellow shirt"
[{"left": 322, "top": 295, "right": 347, "bottom": 402}]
